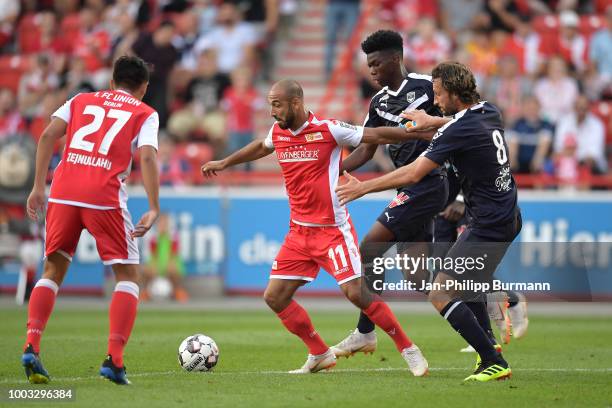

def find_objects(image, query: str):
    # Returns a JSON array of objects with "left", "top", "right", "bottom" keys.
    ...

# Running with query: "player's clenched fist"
[
  {"left": 26, "top": 188, "right": 46, "bottom": 221},
  {"left": 201, "top": 160, "right": 227, "bottom": 177}
]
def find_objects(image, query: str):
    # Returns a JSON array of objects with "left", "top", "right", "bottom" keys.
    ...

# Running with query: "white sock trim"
[
  {"left": 115, "top": 281, "right": 139, "bottom": 299},
  {"left": 443, "top": 301, "right": 462, "bottom": 320},
  {"left": 35, "top": 279, "right": 59, "bottom": 295}
]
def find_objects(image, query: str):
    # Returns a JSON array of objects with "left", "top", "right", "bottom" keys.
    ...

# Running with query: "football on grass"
[{"left": 178, "top": 334, "right": 219, "bottom": 372}]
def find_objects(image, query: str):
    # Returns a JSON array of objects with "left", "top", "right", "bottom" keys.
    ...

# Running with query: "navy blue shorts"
[
  {"left": 441, "top": 208, "right": 523, "bottom": 280},
  {"left": 376, "top": 174, "right": 448, "bottom": 242}
]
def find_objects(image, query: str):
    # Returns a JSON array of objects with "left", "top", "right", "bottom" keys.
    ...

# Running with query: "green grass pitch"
[{"left": 1, "top": 306, "right": 611, "bottom": 407}]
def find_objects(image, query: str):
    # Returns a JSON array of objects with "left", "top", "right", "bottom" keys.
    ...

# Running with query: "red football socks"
[
  {"left": 25, "top": 279, "right": 59, "bottom": 353},
  {"left": 364, "top": 301, "right": 413, "bottom": 351},
  {"left": 107, "top": 281, "right": 139, "bottom": 367},
  {"left": 277, "top": 300, "right": 329, "bottom": 356}
]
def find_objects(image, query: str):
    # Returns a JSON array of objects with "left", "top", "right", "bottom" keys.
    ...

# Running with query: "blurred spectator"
[
  {"left": 541, "top": 10, "right": 588, "bottom": 72},
  {"left": 192, "top": 0, "right": 219, "bottom": 36},
  {"left": 239, "top": 0, "right": 280, "bottom": 80},
  {"left": 507, "top": 96, "right": 554, "bottom": 174},
  {"left": 457, "top": 28, "right": 498, "bottom": 83},
  {"left": 168, "top": 50, "right": 229, "bottom": 149},
  {"left": 72, "top": 6, "right": 112, "bottom": 87},
  {"left": 380, "top": 0, "right": 438, "bottom": 34},
  {"left": 221, "top": 67, "right": 265, "bottom": 168},
  {"left": 173, "top": 10, "right": 201, "bottom": 71},
  {"left": 554, "top": 94, "right": 607, "bottom": 174},
  {"left": 483, "top": 55, "right": 532, "bottom": 126},
  {"left": 240, "top": 0, "right": 280, "bottom": 40},
  {"left": 132, "top": 20, "right": 179, "bottom": 127},
  {"left": 64, "top": 56, "right": 96, "bottom": 98},
  {"left": 534, "top": 56, "right": 579, "bottom": 124},
  {"left": 17, "top": 54, "right": 60, "bottom": 120},
  {"left": 500, "top": 14, "right": 542, "bottom": 75},
  {"left": 325, "top": 0, "right": 360, "bottom": 78},
  {"left": 141, "top": 213, "right": 189, "bottom": 302},
  {"left": 589, "top": 6, "right": 612, "bottom": 81},
  {"left": 0, "top": 89, "right": 26, "bottom": 140},
  {"left": 158, "top": 135, "right": 190, "bottom": 186},
  {"left": 484, "top": 0, "right": 523, "bottom": 32},
  {"left": 439, "top": 0, "right": 484, "bottom": 42},
  {"left": 555, "top": 135, "right": 579, "bottom": 188},
  {"left": 108, "top": 7, "right": 139, "bottom": 61},
  {"left": 405, "top": 18, "right": 451, "bottom": 73},
  {"left": 194, "top": 2, "right": 257, "bottom": 75},
  {"left": 27, "top": 11, "right": 70, "bottom": 72},
  {"left": 0, "top": 0, "right": 20, "bottom": 49}
]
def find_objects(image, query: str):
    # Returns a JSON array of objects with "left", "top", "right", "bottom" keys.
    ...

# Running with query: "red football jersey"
[
  {"left": 49, "top": 90, "right": 158, "bottom": 209},
  {"left": 264, "top": 112, "right": 364, "bottom": 226}
]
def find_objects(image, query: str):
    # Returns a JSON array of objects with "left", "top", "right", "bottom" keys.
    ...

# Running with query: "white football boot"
[
  {"left": 460, "top": 345, "right": 476, "bottom": 353},
  {"left": 401, "top": 344, "right": 429, "bottom": 377},
  {"left": 330, "top": 329, "right": 377, "bottom": 358},
  {"left": 288, "top": 349, "right": 337, "bottom": 374},
  {"left": 508, "top": 292, "right": 529, "bottom": 339}
]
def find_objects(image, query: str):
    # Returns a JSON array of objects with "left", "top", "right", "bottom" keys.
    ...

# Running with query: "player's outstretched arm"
[
  {"left": 201, "top": 139, "right": 274, "bottom": 177},
  {"left": 400, "top": 110, "right": 450, "bottom": 132},
  {"left": 134, "top": 145, "right": 160, "bottom": 238},
  {"left": 360, "top": 126, "right": 437, "bottom": 145},
  {"left": 335, "top": 156, "right": 439, "bottom": 205},
  {"left": 26, "top": 118, "right": 67, "bottom": 220},
  {"left": 341, "top": 143, "right": 378, "bottom": 173}
]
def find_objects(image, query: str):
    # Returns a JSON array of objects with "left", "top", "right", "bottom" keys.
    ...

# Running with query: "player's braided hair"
[
  {"left": 432, "top": 62, "right": 481, "bottom": 104},
  {"left": 361, "top": 30, "right": 403, "bottom": 55}
]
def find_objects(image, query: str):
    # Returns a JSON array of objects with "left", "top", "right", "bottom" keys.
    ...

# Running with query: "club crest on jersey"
[
  {"left": 388, "top": 192, "right": 409, "bottom": 208},
  {"left": 305, "top": 132, "right": 323, "bottom": 142},
  {"left": 406, "top": 91, "right": 416, "bottom": 104},
  {"left": 332, "top": 120, "right": 357, "bottom": 131}
]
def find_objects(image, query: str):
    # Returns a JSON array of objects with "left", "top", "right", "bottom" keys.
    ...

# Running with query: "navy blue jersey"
[
  {"left": 444, "top": 163, "right": 462, "bottom": 207},
  {"left": 365, "top": 73, "right": 443, "bottom": 169},
  {"left": 423, "top": 101, "right": 518, "bottom": 227}
]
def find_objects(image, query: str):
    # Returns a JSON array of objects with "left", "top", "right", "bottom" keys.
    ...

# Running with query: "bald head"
[
  {"left": 267, "top": 79, "right": 307, "bottom": 130},
  {"left": 270, "top": 79, "right": 303, "bottom": 101}
]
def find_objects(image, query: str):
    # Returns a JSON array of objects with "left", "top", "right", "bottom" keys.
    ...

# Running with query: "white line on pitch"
[{"left": 2, "top": 367, "right": 611, "bottom": 384}]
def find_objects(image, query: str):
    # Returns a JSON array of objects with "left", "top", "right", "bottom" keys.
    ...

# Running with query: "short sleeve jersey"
[
  {"left": 264, "top": 112, "right": 363, "bottom": 226},
  {"left": 364, "top": 73, "right": 442, "bottom": 171},
  {"left": 423, "top": 101, "right": 518, "bottom": 227},
  {"left": 49, "top": 90, "right": 158, "bottom": 209}
]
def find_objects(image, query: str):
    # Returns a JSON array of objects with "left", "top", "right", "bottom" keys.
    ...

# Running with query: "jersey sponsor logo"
[
  {"left": 277, "top": 148, "right": 320, "bottom": 162},
  {"left": 332, "top": 120, "right": 358, "bottom": 131},
  {"left": 278, "top": 136, "right": 291, "bottom": 142},
  {"left": 66, "top": 152, "right": 112, "bottom": 170},
  {"left": 388, "top": 192, "right": 409, "bottom": 208},
  {"left": 406, "top": 91, "right": 416, "bottom": 104},
  {"left": 304, "top": 132, "right": 323, "bottom": 142}
]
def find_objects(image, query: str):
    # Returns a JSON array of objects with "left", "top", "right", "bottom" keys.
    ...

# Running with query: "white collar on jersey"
[
  {"left": 383, "top": 79, "right": 408, "bottom": 96},
  {"left": 287, "top": 111, "right": 315, "bottom": 136},
  {"left": 115, "top": 89, "right": 134, "bottom": 95}
]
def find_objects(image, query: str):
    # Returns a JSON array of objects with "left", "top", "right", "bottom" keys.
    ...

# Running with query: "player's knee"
[
  {"left": 113, "top": 264, "right": 140, "bottom": 283},
  {"left": 263, "top": 289, "right": 285, "bottom": 312}
]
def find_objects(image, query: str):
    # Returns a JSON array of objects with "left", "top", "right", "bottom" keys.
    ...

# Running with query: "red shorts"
[
  {"left": 271, "top": 219, "right": 362, "bottom": 285},
  {"left": 44, "top": 202, "right": 139, "bottom": 265}
]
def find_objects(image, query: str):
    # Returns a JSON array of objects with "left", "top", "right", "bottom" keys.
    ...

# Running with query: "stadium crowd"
[{"left": 0, "top": 0, "right": 610, "bottom": 192}]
